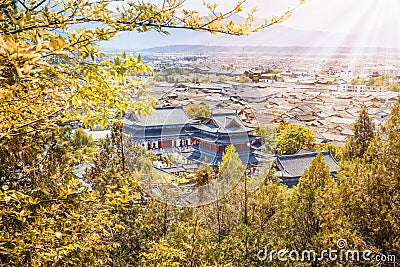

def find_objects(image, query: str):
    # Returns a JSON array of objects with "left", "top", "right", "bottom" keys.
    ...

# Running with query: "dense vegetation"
[
  {"left": 2, "top": 104, "right": 400, "bottom": 266},
  {"left": 1, "top": 0, "right": 399, "bottom": 266},
  {"left": 350, "top": 75, "right": 400, "bottom": 91}
]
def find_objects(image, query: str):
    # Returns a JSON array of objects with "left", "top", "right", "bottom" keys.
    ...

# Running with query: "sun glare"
[{"left": 282, "top": 0, "right": 400, "bottom": 68}]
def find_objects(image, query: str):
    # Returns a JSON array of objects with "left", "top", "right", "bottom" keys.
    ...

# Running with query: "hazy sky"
[
  {"left": 187, "top": 0, "right": 400, "bottom": 34},
  {"left": 280, "top": 0, "right": 398, "bottom": 33},
  {"left": 103, "top": 0, "right": 400, "bottom": 49}
]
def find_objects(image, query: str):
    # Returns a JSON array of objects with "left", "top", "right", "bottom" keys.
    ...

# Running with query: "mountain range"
[{"left": 101, "top": 19, "right": 400, "bottom": 52}]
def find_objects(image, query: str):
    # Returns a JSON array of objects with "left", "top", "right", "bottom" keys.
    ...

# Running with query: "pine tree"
[
  {"left": 271, "top": 154, "right": 335, "bottom": 252},
  {"left": 343, "top": 107, "right": 375, "bottom": 160},
  {"left": 195, "top": 162, "right": 214, "bottom": 187},
  {"left": 330, "top": 98, "right": 400, "bottom": 260}
]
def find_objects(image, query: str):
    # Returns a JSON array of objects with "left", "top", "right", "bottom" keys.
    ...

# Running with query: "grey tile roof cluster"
[
  {"left": 276, "top": 150, "right": 338, "bottom": 178},
  {"left": 125, "top": 106, "right": 194, "bottom": 127}
]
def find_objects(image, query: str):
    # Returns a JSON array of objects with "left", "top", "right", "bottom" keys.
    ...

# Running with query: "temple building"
[
  {"left": 124, "top": 106, "right": 198, "bottom": 151},
  {"left": 275, "top": 149, "right": 339, "bottom": 187},
  {"left": 187, "top": 111, "right": 261, "bottom": 171},
  {"left": 124, "top": 106, "right": 338, "bottom": 184},
  {"left": 124, "top": 107, "right": 263, "bottom": 172}
]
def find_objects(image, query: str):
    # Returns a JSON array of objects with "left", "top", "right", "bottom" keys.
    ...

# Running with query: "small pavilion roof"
[
  {"left": 276, "top": 150, "right": 338, "bottom": 178},
  {"left": 193, "top": 111, "right": 256, "bottom": 134}
]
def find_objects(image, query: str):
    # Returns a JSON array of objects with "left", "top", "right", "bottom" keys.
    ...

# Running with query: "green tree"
[
  {"left": 350, "top": 76, "right": 365, "bottom": 85},
  {"left": 257, "top": 125, "right": 276, "bottom": 154},
  {"left": 216, "top": 178, "right": 289, "bottom": 266},
  {"left": 315, "top": 143, "right": 343, "bottom": 161},
  {"left": 0, "top": 128, "right": 111, "bottom": 265},
  {"left": 275, "top": 121, "right": 316, "bottom": 155},
  {"left": 184, "top": 103, "right": 211, "bottom": 121},
  {"left": 319, "top": 98, "right": 400, "bottom": 262},
  {"left": 343, "top": 107, "right": 375, "bottom": 160},
  {"left": 270, "top": 154, "right": 335, "bottom": 261},
  {"left": 218, "top": 145, "right": 245, "bottom": 179},
  {"left": 239, "top": 75, "right": 251, "bottom": 83},
  {"left": 84, "top": 122, "right": 175, "bottom": 264},
  {"left": 367, "top": 76, "right": 386, "bottom": 86},
  {"left": 71, "top": 128, "right": 94, "bottom": 149},
  {"left": 139, "top": 238, "right": 185, "bottom": 266},
  {"left": 195, "top": 162, "right": 214, "bottom": 187},
  {"left": 193, "top": 145, "right": 245, "bottom": 244},
  {"left": 218, "top": 76, "right": 227, "bottom": 82},
  {"left": 388, "top": 82, "right": 400, "bottom": 92}
]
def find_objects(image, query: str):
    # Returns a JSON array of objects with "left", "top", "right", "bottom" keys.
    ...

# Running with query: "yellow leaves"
[
  {"left": 16, "top": 210, "right": 29, "bottom": 222},
  {"left": 55, "top": 232, "right": 62, "bottom": 239},
  {"left": 22, "top": 60, "right": 34, "bottom": 74},
  {"left": 1, "top": 190, "right": 28, "bottom": 204},
  {"left": 0, "top": 0, "right": 297, "bottom": 139},
  {"left": 0, "top": 35, "right": 17, "bottom": 52},
  {"left": 234, "top": 4, "right": 243, "bottom": 13},
  {"left": 51, "top": 204, "right": 62, "bottom": 212},
  {"left": 99, "top": 118, "right": 106, "bottom": 130},
  {"left": 25, "top": 11, "right": 32, "bottom": 22},
  {"left": 0, "top": 34, "right": 44, "bottom": 83},
  {"left": 105, "top": 184, "right": 141, "bottom": 207},
  {"left": 29, "top": 197, "right": 39, "bottom": 205},
  {"left": 0, "top": 0, "right": 304, "bottom": 141},
  {"left": 49, "top": 36, "right": 68, "bottom": 50},
  {"left": 204, "top": 1, "right": 218, "bottom": 11},
  {"left": 141, "top": 239, "right": 186, "bottom": 266}
]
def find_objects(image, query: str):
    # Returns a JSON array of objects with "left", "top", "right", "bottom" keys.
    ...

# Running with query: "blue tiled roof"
[
  {"left": 193, "top": 112, "right": 256, "bottom": 134},
  {"left": 125, "top": 106, "right": 196, "bottom": 127},
  {"left": 188, "top": 149, "right": 260, "bottom": 167},
  {"left": 276, "top": 150, "right": 338, "bottom": 178}
]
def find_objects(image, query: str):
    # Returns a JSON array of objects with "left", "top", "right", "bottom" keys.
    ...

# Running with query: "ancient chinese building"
[
  {"left": 124, "top": 106, "right": 197, "bottom": 150},
  {"left": 275, "top": 149, "right": 339, "bottom": 187},
  {"left": 187, "top": 111, "right": 261, "bottom": 170}
]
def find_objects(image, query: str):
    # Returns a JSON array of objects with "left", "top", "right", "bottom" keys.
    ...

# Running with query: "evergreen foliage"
[{"left": 343, "top": 107, "right": 375, "bottom": 160}]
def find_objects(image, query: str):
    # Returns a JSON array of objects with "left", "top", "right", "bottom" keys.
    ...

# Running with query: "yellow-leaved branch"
[{"left": 0, "top": 0, "right": 304, "bottom": 140}]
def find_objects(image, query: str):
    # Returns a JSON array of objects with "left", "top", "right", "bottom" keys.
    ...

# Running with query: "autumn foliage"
[{"left": 3, "top": 1, "right": 399, "bottom": 266}]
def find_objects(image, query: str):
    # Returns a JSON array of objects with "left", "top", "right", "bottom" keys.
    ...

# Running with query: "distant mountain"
[
  {"left": 101, "top": 18, "right": 400, "bottom": 50},
  {"left": 102, "top": 24, "right": 338, "bottom": 50},
  {"left": 138, "top": 45, "right": 400, "bottom": 56}
]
